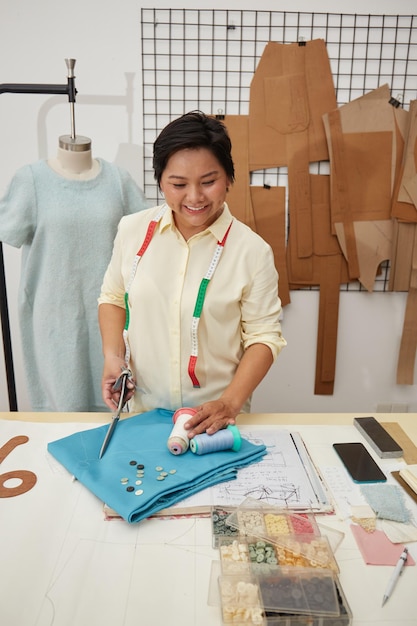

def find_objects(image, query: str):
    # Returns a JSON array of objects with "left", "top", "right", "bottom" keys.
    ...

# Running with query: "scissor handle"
[{"left": 112, "top": 368, "right": 133, "bottom": 392}]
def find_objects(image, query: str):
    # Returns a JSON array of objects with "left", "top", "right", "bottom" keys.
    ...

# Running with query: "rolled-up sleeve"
[
  {"left": 240, "top": 244, "right": 286, "bottom": 360},
  {"left": 98, "top": 223, "right": 126, "bottom": 309}
]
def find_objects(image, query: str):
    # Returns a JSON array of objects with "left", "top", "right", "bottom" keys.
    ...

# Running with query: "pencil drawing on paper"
[{"left": 211, "top": 428, "right": 324, "bottom": 510}]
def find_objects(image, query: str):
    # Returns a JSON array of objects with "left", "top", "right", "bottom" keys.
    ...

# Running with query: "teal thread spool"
[{"left": 190, "top": 425, "right": 242, "bottom": 455}]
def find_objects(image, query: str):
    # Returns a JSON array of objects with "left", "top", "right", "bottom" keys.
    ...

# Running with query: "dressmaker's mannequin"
[
  {"left": 0, "top": 136, "right": 149, "bottom": 412},
  {"left": 48, "top": 134, "right": 101, "bottom": 180}
]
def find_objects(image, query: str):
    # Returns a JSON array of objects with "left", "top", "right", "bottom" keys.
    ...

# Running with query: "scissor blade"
[
  {"left": 99, "top": 371, "right": 129, "bottom": 459},
  {"left": 99, "top": 415, "right": 120, "bottom": 459}
]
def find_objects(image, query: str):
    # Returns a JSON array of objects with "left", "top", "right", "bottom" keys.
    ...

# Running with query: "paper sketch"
[{"left": 170, "top": 426, "right": 331, "bottom": 512}]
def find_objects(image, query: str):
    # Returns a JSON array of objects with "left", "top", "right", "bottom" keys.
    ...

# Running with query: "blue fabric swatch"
[
  {"left": 360, "top": 483, "right": 412, "bottom": 523},
  {"left": 47, "top": 409, "right": 266, "bottom": 523}
]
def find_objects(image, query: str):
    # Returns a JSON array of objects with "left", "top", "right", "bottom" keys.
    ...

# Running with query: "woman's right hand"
[{"left": 101, "top": 356, "right": 136, "bottom": 411}]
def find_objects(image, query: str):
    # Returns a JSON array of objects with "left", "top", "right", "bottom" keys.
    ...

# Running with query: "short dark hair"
[{"left": 153, "top": 111, "right": 235, "bottom": 186}]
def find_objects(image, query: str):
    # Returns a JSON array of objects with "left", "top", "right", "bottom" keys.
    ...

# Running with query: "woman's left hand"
[{"left": 184, "top": 400, "right": 239, "bottom": 438}]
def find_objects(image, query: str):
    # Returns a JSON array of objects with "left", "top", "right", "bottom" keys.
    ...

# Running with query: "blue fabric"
[{"left": 47, "top": 409, "right": 266, "bottom": 523}]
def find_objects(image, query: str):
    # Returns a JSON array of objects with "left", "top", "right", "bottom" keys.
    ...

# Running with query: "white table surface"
[{"left": 1, "top": 411, "right": 416, "bottom": 626}]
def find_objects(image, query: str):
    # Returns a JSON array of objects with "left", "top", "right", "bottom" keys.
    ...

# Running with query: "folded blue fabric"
[{"left": 47, "top": 409, "right": 266, "bottom": 523}]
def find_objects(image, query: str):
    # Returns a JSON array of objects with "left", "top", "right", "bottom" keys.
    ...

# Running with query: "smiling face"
[{"left": 159, "top": 147, "right": 231, "bottom": 240}]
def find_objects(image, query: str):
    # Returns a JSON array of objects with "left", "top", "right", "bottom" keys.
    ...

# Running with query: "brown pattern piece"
[
  {"left": 323, "top": 85, "right": 399, "bottom": 284},
  {"left": 288, "top": 175, "right": 351, "bottom": 394},
  {"left": 248, "top": 39, "right": 336, "bottom": 169},
  {"left": 0, "top": 435, "right": 37, "bottom": 498}
]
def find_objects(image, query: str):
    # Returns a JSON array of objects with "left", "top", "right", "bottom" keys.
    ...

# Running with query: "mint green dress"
[{"left": 0, "top": 159, "right": 148, "bottom": 411}]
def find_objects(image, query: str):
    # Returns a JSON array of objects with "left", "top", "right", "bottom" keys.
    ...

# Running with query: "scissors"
[{"left": 98, "top": 368, "right": 132, "bottom": 459}]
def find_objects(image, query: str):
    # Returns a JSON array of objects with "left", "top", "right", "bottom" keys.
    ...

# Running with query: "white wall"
[{"left": 0, "top": 0, "right": 416, "bottom": 413}]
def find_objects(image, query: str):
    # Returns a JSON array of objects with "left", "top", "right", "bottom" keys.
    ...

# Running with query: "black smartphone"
[{"left": 333, "top": 442, "right": 387, "bottom": 483}]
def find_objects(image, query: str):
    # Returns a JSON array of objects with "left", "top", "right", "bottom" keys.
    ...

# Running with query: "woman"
[{"left": 98, "top": 111, "right": 286, "bottom": 438}]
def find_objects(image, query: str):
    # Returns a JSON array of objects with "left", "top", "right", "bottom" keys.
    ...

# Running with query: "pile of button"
[
  {"left": 119, "top": 460, "right": 177, "bottom": 496},
  {"left": 270, "top": 536, "right": 338, "bottom": 571},
  {"left": 232, "top": 509, "right": 317, "bottom": 538},
  {"left": 218, "top": 575, "right": 264, "bottom": 626},
  {"left": 258, "top": 568, "right": 339, "bottom": 615},
  {"left": 219, "top": 534, "right": 338, "bottom": 576},
  {"left": 248, "top": 540, "right": 278, "bottom": 568},
  {"left": 212, "top": 507, "right": 240, "bottom": 547},
  {"left": 235, "top": 509, "right": 266, "bottom": 536},
  {"left": 219, "top": 539, "right": 250, "bottom": 574},
  {"left": 264, "top": 512, "right": 315, "bottom": 536}
]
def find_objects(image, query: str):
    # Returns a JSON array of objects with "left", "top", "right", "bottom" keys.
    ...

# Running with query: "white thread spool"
[{"left": 167, "top": 407, "right": 197, "bottom": 455}]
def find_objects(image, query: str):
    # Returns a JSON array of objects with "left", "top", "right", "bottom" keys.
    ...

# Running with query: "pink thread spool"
[
  {"left": 167, "top": 407, "right": 197, "bottom": 455},
  {"left": 190, "top": 425, "right": 242, "bottom": 455}
]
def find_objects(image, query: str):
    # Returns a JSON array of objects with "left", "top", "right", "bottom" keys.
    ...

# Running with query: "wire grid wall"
[{"left": 141, "top": 9, "right": 417, "bottom": 291}]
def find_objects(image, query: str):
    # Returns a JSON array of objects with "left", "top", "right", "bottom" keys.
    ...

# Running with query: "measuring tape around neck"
[{"left": 123, "top": 205, "right": 233, "bottom": 388}]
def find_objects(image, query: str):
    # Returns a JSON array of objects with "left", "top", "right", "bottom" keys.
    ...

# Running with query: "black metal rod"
[
  {"left": 0, "top": 243, "right": 18, "bottom": 411},
  {"left": 0, "top": 79, "right": 77, "bottom": 101}
]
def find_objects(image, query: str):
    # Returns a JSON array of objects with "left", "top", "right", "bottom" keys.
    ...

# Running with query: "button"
[
  {"left": 129, "top": 460, "right": 137, "bottom": 466},
  {"left": 135, "top": 480, "right": 142, "bottom": 485},
  {"left": 155, "top": 466, "right": 163, "bottom": 471},
  {"left": 137, "top": 464, "right": 145, "bottom": 469},
  {"left": 120, "top": 477, "right": 129, "bottom": 484},
  {"left": 135, "top": 489, "right": 144, "bottom": 496},
  {"left": 126, "top": 486, "right": 134, "bottom": 492}
]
